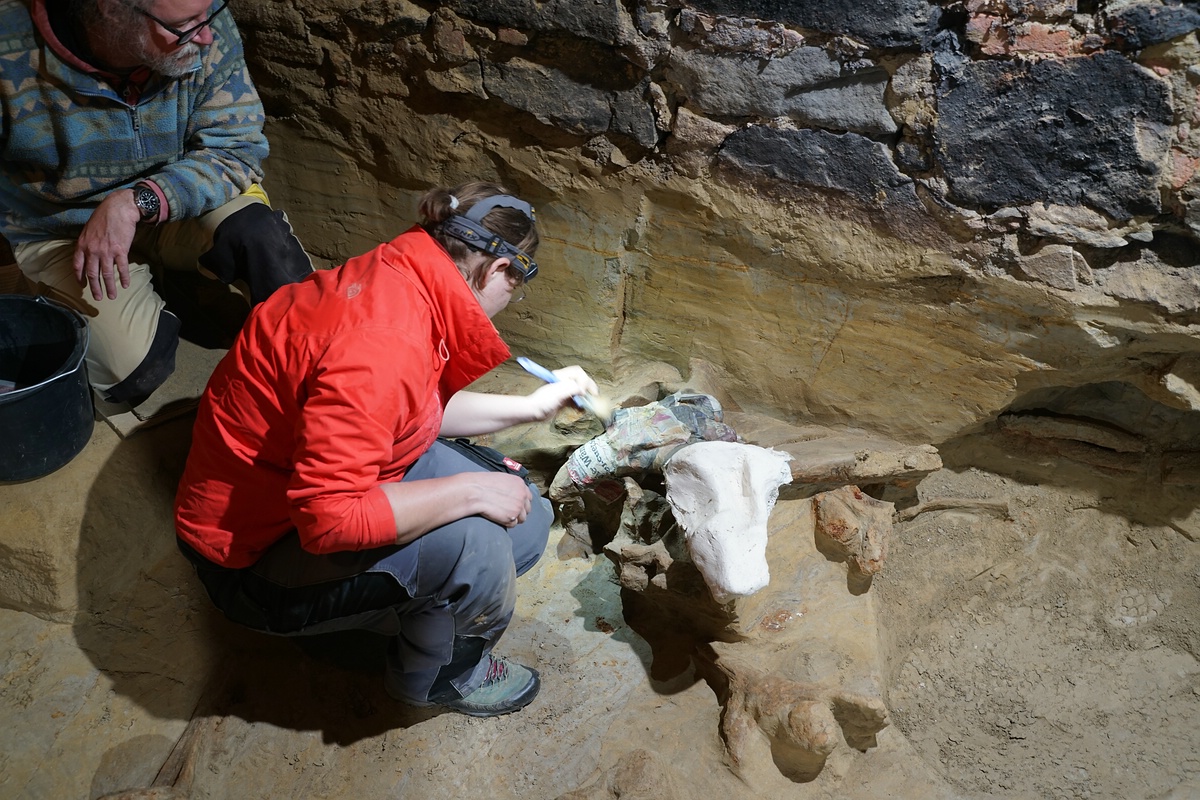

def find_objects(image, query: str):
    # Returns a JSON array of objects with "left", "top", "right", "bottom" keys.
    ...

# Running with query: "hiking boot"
[{"left": 437, "top": 655, "right": 540, "bottom": 718}]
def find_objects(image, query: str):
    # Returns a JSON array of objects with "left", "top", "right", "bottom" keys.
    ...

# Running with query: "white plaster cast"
[{"left": 663, "top": 440, "right": 794, "bottom": 603}]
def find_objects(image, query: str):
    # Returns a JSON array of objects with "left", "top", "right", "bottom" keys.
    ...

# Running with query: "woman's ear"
[{"left": 484, "top": 257, "right": 513, "bottom": 285}]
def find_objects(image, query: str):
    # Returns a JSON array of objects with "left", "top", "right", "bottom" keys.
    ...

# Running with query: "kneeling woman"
[{"left": 174, "top": 182, "right": 597, "bottom": 717}]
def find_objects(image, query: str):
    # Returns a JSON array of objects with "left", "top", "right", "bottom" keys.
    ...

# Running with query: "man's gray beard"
[
  {"left": 131, "top": 23, "right": 200, "bottom": 78},
  {"left": 143, "top": 38, "right": 200, "bottom": 78}
]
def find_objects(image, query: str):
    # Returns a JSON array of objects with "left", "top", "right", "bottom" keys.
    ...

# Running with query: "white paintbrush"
[{"left": 516, "top": 356, "right": 615, "bottom": 424}]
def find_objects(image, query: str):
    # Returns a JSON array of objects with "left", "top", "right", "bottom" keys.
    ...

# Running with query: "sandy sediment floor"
[{"left": 1, "top": 400, "right": 1197, "bottom": 799}]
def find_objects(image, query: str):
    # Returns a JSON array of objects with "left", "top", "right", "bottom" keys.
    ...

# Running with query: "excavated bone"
[
  {"left": 664, "top": 441, "right": 793, "bottom": 603},
  {"left": 696, "top": 644, "right": 890, "bottom": 783},
  {"left": 721, "top": 668, "right": 840, "bottom": 780},
  {"left": 721, "top": 410, "right": 942, "bottom": 498},
  {"left": 997, "top": 412, "right": 1146, "bottom": 452},
  {"left": 606, "top": 472, "right": 892, "bottom": 784},
  {"left": 812, "top": 485, "right": 894, "bottom": 577}
]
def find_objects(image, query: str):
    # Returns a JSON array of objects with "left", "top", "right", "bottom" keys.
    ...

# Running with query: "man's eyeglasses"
[{"left": 134, "top": 1, "right": 230, "bottom": 46}]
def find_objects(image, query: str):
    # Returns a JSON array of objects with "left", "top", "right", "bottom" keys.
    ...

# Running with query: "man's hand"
[{"left": 74, "top": 189, "right": 141, "bottom": 300}]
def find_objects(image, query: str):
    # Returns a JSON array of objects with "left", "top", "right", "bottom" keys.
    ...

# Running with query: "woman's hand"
[
  {"left": 382, "top": 470, "right": 534, "bottom": 543},
  {"left": 440, "top": 365, "right": 604, "bottom": 435},
  {"left": 525, "top": 381, "right": 583, "bottom": 421},
  {"left": 523, "top": 366, "right": 599, "bottom": 421},
  {"left": 468, "top": 471, "right": 534, "bottom": 527},
  {"left": 550, "top": 365, "right": 599, "bottom": 398}
]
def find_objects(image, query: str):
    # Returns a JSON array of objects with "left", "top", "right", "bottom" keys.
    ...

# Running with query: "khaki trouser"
[{"left": 14, "top": 189, "right": 274, "bottom": 393}]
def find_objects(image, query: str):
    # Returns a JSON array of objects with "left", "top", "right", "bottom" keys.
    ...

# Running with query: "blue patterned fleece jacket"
[{"left": 0, "top": 0, "right": 268, "bottom": 246}]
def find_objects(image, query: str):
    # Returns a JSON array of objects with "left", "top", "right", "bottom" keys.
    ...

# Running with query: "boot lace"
[{"left": 483, "top": 655, "right": 509, "bottom": 686}]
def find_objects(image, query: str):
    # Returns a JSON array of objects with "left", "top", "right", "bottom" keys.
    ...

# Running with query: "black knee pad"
[
  {"left": 103, "top": 308, "right": 181, "bottom": 406},
  {"left": 199, "top": 202, "right": 313, "bottom": 305}
]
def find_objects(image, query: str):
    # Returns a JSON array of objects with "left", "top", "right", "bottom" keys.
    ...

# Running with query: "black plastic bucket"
[{"left": 0, "top": 295, "right": 93, "bottom": 482}]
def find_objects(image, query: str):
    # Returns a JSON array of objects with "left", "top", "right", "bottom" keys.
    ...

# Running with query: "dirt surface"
[
  {"left": 159, "top": 441, "right": 1199, "bottom": 799},
  {"left": 877, "top": 446, "right": 1200, "bottom": 800},
  {"left": 4, "top": 396, "right": 1200, "bottom": 798}
]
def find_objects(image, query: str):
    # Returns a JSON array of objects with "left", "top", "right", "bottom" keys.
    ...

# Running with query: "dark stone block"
[
  {"left": 718, "top": 126, "right": 915, "bottom": 203},
  {"left": 683, "top": 0, "right": 939, "bottom": 48},
  {"left": 343, "top": 2, "right": 429, "bottom": 41},
  {"left": 483, "top": 60, "right": 657, "bottom": 148},
  {"left": 445, "top": 0, "right": 629, "bottom": 45},
  {"left": 612, "top": 79, "right": 660, "bottom": 147},
  {"left": 667, "top": 48, "right": 896, "bottom": 135},
  {"left": 669, "top": 47, "right": 840, "bottom": 115},
  {"left": 896, "top": 140, "right": 931, "bottom": 172},
  {"left": 930, "top": 28, "right": 969, "bottom": 80},
  {"left": 1107, "top": 2, "right": 1200, "bottom": 49},
  {"left": 936, "top": 53, "right": 1172, "bottom": 220}
]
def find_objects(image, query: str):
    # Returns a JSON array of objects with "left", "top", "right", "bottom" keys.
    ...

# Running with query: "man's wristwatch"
[{"left": 131, "top": 183, "right": 160, "bottom": 224}]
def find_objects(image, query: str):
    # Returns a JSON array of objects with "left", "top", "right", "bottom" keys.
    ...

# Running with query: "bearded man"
[{"left": 0, "top": 0, "right": 312, "bottom": 409}]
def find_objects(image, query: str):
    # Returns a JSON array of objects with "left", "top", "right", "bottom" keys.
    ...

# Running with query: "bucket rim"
[{"left": 0, "top": 294, "right": 90, "bottom": 401}]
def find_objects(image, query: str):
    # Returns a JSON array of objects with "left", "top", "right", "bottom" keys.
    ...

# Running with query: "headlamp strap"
[{"left": 441, "top": 193, "right": 539, "bottom": 280}]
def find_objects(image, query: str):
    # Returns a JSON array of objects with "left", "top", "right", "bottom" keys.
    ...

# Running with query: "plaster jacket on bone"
[{"left": 664, "top": 440, "right": 794, "bottom": 603}]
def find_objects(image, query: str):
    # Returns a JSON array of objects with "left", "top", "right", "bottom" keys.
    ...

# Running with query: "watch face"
[{"left": 134, "top": 186, "right": 160, "bottom": 221}]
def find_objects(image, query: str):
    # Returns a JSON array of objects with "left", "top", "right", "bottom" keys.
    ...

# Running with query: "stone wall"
[{"left": 235, "top": 0, "right": 1200, "bottom": 447}]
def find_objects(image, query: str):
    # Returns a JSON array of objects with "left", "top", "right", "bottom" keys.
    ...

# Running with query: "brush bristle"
[{"left": 580, "top": 394, "right": 616, "bottom": 425}]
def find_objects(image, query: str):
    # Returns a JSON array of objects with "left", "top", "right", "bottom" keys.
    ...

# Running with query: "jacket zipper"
[{"left": 128, "top": 105, "right": 145, "bottom": 160}]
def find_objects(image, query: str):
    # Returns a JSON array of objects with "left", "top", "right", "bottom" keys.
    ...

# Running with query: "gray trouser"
[{"left": 180, "top": 440, "right": 552, "bottom": 704}]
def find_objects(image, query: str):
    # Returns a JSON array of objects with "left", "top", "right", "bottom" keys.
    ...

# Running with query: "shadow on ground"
[{"left": 68, "top": 415, "right": 444, "bottom": 785}]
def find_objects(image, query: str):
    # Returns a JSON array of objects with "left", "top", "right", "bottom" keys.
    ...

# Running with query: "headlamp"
[{"left": 441, "top": 195, "right": 538, "bottom": 281}]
